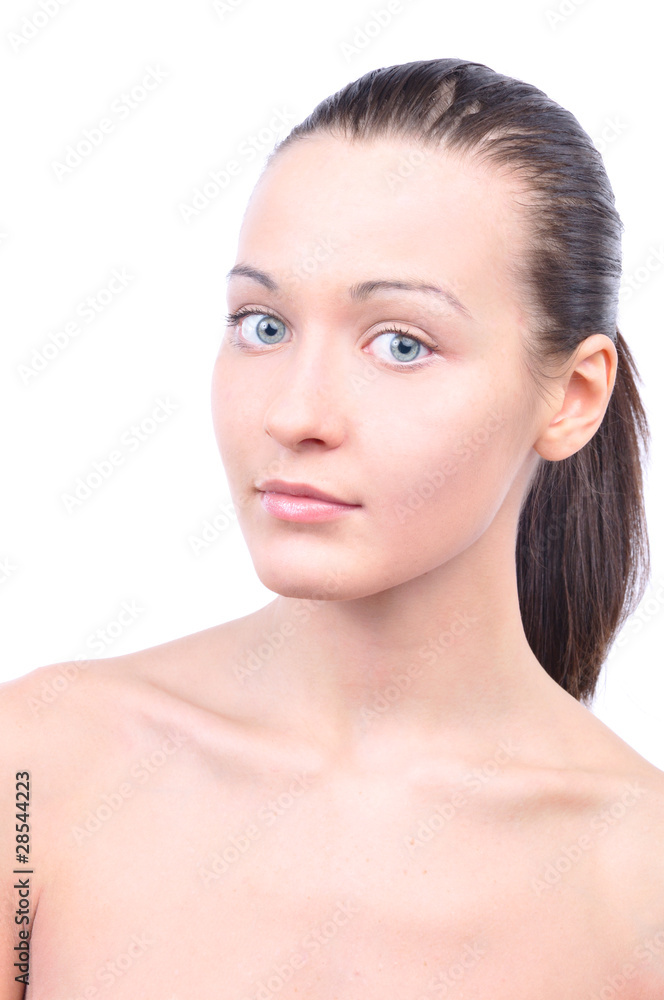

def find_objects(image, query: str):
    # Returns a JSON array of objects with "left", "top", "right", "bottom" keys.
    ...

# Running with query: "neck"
[{"left": 247, "top": 526, "right": 568, "bottom": 771}]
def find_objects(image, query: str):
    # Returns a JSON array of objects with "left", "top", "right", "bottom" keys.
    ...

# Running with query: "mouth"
[
  {"left": 255, "top": 479, "right": 362, "bottom": 523},
  {"left": 256, "top": 479, "right": 360, "bottom": 506}
]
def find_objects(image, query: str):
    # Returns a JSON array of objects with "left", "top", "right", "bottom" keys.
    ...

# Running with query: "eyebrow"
[{"left": 226, "top": 264, "right": 471, "bottom": 319}]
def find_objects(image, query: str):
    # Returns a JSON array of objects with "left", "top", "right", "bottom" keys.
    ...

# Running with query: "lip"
[{"left": 256, "top": 479, "right": 360, "bottom": 506}]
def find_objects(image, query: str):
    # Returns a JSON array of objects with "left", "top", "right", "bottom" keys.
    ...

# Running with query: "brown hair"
[{"left": 266, "top": 58, "right": 650, "bottom": 705}]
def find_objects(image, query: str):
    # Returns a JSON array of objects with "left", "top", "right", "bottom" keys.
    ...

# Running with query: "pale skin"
[{"left": 2, "top": 134, "right": 664, "bottom": 998}]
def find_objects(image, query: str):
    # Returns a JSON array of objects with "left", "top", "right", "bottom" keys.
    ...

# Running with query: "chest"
[{"left": 27, "top": 760, "right": 660, "bottom": 999}]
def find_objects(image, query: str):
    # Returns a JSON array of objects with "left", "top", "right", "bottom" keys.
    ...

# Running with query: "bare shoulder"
[
  {"left": 0, "top": 624, "right": 241, "bottom": 993},
  {"left": 585, "top": 733, "right": 664, "bottom": 988},
  {"left": 590, "top": 713, "right": 664, "bottom": 851},
  {"left": 510, "top": 698, "right": 664, "bottom": 992},
  {"left": 577, "top": 706, "right": 664, "bottom": 878},
  {"left": 0, "top": 618, "right": 238, "bottom": 757},
  {"left": 0, "top": 658, "right": 136, "bottom": 994},
  {"left": 0, "top": 623, "right": 238, "bottom": 884},
  {"left": 613, "top": 759, "right": 664, "bottom": 991},
  {"left": 0, "top": 656, "right": 154, "bottom": 803},
  {"left": 0, "top": 617, "right": 245, "bottom": 792}
]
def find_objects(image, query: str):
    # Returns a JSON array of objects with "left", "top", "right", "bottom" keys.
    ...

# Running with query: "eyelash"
[{"left": 224, "top": 307, "right": 439, "bottom": 372}]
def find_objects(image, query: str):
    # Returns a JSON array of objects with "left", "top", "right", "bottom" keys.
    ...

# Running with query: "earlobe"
[{"left": 533, "top": 334, "right": 618, "bottom": 462}]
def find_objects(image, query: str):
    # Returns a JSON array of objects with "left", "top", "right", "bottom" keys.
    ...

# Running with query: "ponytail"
[{"left": 516, "top": 329, "right": 651, "bottom": 703}]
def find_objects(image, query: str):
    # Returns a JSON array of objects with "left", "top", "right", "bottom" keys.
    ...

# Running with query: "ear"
[{"left": 534, "top": 334, "right": 618, "bottom": 461}]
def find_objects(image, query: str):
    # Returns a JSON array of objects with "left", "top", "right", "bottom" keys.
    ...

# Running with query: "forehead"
[{"left": 235, "top": 135, "right": 530, "bottom": 323}]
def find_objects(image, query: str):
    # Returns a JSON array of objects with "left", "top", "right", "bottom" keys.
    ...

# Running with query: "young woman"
[{"left": 2, "top": 57, "right": 663, "bottom": 999}]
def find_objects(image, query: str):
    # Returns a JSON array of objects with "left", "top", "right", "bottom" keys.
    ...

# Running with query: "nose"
[{"left": 262, "top": 327, "right": 352, "bottom": 451}]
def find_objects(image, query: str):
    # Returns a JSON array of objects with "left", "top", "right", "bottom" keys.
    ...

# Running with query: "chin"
[
  {"left": 251, "top": 560, "right": 351, "bottom": 602},
  {"left": 251, "top": 551, "right": 410, "bottom": 605}
]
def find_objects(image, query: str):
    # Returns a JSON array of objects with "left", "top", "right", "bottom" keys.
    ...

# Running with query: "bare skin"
[
  {"left": 2, "top": 135, "right": 664, "bottom": 997},
  {"left": 2, "top": 631, "right": 664, "bottom": 999}
]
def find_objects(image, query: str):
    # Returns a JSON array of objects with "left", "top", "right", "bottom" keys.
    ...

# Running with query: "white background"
[{"left": 0, "top": 0, "right": 662, "bottom": 765}]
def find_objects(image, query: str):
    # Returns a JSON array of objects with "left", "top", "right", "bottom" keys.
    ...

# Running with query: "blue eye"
[
  {"left": 224, "top": 309, "right": 437, "bottom": 372},
  {"left": 372, "top": 327, "right": 433, "bottom": 366},
  {"left": 225, "top": 310, "right": 287, "bottom": 346}
]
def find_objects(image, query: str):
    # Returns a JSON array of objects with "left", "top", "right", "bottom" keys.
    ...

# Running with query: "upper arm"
[
  {"left": 0, "top": 682, "right": 30, "bottom": 999},
  {"left": 0, "top": 869, "right": 27, "bottom": 1000},
  {"left": 0, "top": 658, "right": 118, "bottom": 997}
]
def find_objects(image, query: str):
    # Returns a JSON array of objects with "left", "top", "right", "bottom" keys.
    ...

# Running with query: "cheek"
[
  {"left": 364, "top": 387, "right": 523, "bottom": 543},
  {"left": 210, "top": 356, "right": 255, "bottom": 478}
]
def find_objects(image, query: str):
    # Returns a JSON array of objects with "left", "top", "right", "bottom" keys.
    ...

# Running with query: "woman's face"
[{"left": 211, "top": 135, "right": 552, "bottom": 600}]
